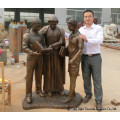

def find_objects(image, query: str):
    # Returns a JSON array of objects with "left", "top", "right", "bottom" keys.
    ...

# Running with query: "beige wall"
[{"left": 0, "top": 8, "right": 4, "bottom": 24}]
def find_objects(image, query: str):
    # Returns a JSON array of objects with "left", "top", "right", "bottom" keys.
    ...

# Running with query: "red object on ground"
[{"left": 0, "top": 49, "right": 2, "bottom": 55}]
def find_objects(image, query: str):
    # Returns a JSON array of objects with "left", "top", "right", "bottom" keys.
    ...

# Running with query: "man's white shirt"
[{"left": 79, "top": 23, "right": 103, "bottom": 54}]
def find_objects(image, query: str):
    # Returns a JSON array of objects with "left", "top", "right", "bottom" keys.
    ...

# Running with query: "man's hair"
[
  {"left": 67, "top": 18, "right": 77, "bottom": 28},
  {"left": 83, "top": 10, "right": 94, "bottom": 16}
]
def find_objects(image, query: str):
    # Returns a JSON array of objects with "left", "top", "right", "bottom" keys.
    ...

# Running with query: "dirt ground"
[{"left": 0, "top": 46, "right": 120, "bottom": 112}]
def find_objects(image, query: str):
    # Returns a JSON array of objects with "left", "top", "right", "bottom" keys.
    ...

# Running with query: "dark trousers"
[
  {"left": 81, "top": 54, "right": 103, "bottom": 103},
  {"left": 26, "top": 55, "right": 43, "bottom": 97}
]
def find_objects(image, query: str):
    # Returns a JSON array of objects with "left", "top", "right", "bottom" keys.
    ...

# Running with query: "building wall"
[
  {"left": 101, "top": 8, "right": 111, "bottom": 25},
  {"left": 55, "top": 8, "right": 120, "bottom": 31},
  {"left": 0, "top": 8, "right": 4, "bottom": 24},
  {"left": 55, "top": 8, "right": 69, "bottom": 32},
  {"left": 1, "top": 8, "right": 120, "bottom": 31}
]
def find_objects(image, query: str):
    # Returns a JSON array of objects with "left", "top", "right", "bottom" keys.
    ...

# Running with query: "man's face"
[
  {"left": 67, "top": 23, "right": 74, "bottom": 31},
  {"left": 84, "top": 12, "right": 94, "bottom": 25},
  {"left": 49, "top": 21, "right": 57, "bottom": 30},
  {"left": 32, "top": 23, "right": 41, "bottom": 32}
]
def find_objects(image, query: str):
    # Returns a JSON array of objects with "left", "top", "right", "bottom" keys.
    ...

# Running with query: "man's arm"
[{"left": 79, "top": 27, "right": 103, "bottom": 45}]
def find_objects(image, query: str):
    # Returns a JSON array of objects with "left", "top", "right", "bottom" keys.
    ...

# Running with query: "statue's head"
[
  {"left": 109, "top": 23, "right": 116, "bottom": 30},
  {"left": 48, "top": 15, "right": 59, "bottom": 30},
  {"left": 77, "top": 22, "right": 84, "bottom": 29},
  {"left": 31, "top": 18, "right": 41, "bottom": 32},
  {"left": 67, "top": 18, "right": 77, "bottom": 31}
]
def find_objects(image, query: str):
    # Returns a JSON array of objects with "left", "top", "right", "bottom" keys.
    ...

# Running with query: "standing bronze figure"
[
  {"left": 63, "top": 18, "right": 84, "bottom": 103},
  {"left": 23, "top": 18, "right": 45, "bottom": 104},
  {"left": 40, "top": 15, "right": 65, "bottom": 97}
]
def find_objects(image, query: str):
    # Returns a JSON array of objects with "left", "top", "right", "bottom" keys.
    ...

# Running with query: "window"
[
  {"left": 4, "top": 11, "right": 15, "bottom": 22},
  {"left": 111, "top": 9, "right": 120, "bottom": 25},
  {"left": 118, "top": 15, "right": 120, "bottom": 25},
  {"left": 66, "top": 10, "right": 76, "bottom": 21},
  {"left": 76, "top": 11, "right": 84, "bottom": 22},
  {"left": 44, "top": 14, "right": 54, "bottom": 23},
  {"left": 111, "top": 8, "right": 120, "bottom": 13},
  {"left": 20, "top": 12, "right": 39, "bottom": 22},
  {"left": 95, "top": 12, "right": 101, "bottom": 24},
  {"left": 111, "top": 14, "right": 117, "bottom": 24},
  {"left": 68, "top": 8, "right": 85, "bottom": 10},
  {"left": 67, "top": 8, "right": 102, "bottom": 24},
  {"left": 86, "top": 8, "right": 102, "bottom": 12}
]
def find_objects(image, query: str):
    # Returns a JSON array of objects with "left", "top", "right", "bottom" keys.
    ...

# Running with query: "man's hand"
[
  {"left": 33, "top": 51, "right": 41, "bottom": 55},
  {"left": 79, "top": 35, "right": 87, "bottom": 42}
]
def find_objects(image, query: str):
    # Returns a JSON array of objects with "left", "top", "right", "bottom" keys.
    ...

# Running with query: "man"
[
  {"left": 40, "top": 15, "right": 65, "bottom": 97},
  {"left": 23, "top": 18, "right": 45, "bottom": 104},
  {"left": 62, "top": 18, "right": 84, "bottom": 103},
  {"left": 79, "top": 10, "right": 103, "bottom": 111}
]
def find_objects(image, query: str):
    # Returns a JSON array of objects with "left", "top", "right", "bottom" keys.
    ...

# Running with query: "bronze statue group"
[{"left": 23, "top": 10, "right": 103, "bottom": 111}]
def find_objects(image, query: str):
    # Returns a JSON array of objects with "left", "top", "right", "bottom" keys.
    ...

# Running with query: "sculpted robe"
[{"left": 40, "top": 26, "right": 65, "bottom": 93}]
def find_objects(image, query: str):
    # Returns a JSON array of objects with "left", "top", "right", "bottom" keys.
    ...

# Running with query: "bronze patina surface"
[{"left": 22, "top": 90, "right": 83, "bottom": 110}]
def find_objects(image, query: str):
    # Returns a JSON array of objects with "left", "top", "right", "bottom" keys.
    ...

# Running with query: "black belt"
[{"left": 83, "top": 53, "right": 100, "bottom": 57}]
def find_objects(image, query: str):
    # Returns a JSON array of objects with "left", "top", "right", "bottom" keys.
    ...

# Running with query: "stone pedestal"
[{"left": 22, "top": 90, "right": 83, "bottom": 110}]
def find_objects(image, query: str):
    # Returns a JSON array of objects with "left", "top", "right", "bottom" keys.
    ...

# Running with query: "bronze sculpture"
[
  {"left": 23, "top": 18, "right": 45, "bottom": 104},
  {"left": 62, "top": 18, "right": 84, "bottom": 103},
  {"left": 40, "top": 15, "right": 65, "bottom": 97},
  {"left": 22, "top": 17, "right": 83, "bottom": 109}
]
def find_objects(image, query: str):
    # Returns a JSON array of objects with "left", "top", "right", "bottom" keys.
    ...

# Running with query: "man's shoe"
[
  {"left": 83, "top": 96, "right": 91, "bottom": 103},
  {"left": 96, "top": 103, "right": 102, "bottom": 111},
  {"left": 26, "top": 96, "right": 32, "bottom": 104},
  {"left": 36, "top": 90, "right": 45, "bottom": 97}
]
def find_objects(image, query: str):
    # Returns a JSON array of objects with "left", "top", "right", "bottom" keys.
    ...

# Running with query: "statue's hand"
[
  {"left": 29, "top": 51, "right": 41, "bottom": 55},
  {"left": 48, "top": 45, "right": 53, "bottom": 48},
  {"left": 69, "top": 60, "right": 74, "bottom": 64},
  {"left": 42, "top": 48, "right": 53, "bottom": 53}
]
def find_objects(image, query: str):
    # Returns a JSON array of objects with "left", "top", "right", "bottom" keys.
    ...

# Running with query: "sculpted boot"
[
  {"left": 60, "top": 90, "right": 65, "bottom": 96},
  {"left": 62, "top": 88, "right": 74, "bottom": 103},
  {"left": 62, "top": 96, "right": 74, "bottom": 103},
  {"left": 26, "top": 96, "right": 32, "bottom": 104},
  {"left": 36, "top": 90, "right": 45, "bottom": 97},
  {"left": 48, "top": 92, "right": 52, "bottom": 97}
]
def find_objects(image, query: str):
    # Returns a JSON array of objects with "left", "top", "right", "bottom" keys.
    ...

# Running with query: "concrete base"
[{"left": 22, "top": 90, "right": 83, "bottom": 110}]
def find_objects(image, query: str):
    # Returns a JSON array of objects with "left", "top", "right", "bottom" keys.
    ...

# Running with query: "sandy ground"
[{"left": 0, "top": 46, "right": 120, "bottom": 112}]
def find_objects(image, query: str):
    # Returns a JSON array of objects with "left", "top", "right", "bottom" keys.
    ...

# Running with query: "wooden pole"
[
  {"left": 21, "top": 24, "right": 27, "bottom": 51},
  {"left": 0, "top": 62, "right": 5, "bottom": 112},
  {"left": 12, "top": 26, "right": 19, "bottom": 63}
]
